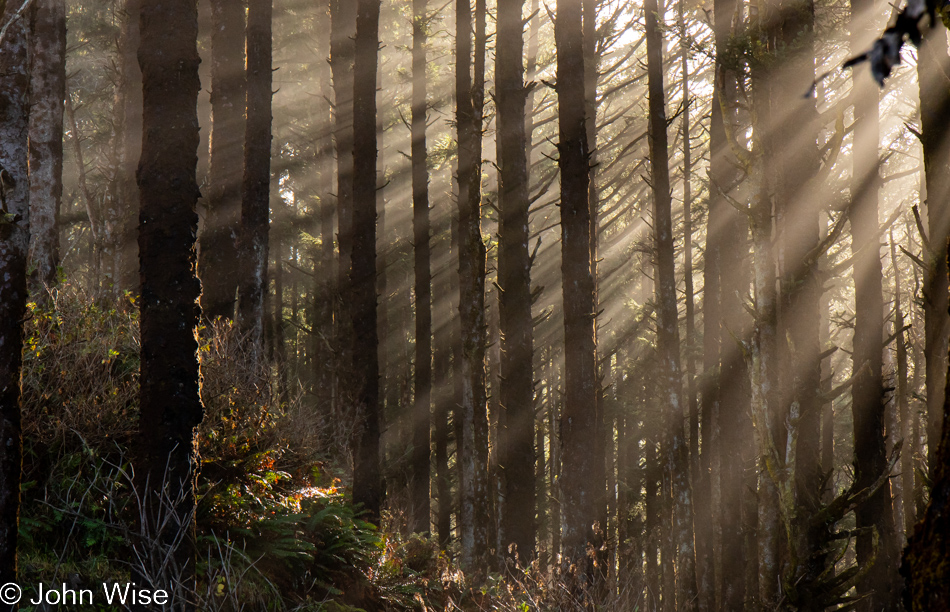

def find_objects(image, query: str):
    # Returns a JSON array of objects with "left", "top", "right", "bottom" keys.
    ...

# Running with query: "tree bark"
[
  {"left": 112, "top": 0, "right": 142, "bottom": 297},
  {"left": 0, "top": 5, "right": 29, "bottom": 584},
  {"left": 849, "top": 4, "right": 899, "bottom": 605},
  {"left": 645, "top": 0, "right": 696, "bottom": 604},
  {"left": 136, "top": 0, "right": 203, "bottom": 599},
  {"left": 198, "top": 0, "right": 245, "bottom": 321},
  {"left": 237, "top": 0, "right": 272, "bottom": 357},
  {"left": 350, "top": 0, "right": 383, "bottom": 525},
  {"left": 889, "top": 231, "right": 913, "bottom": 536},
  {"left": 710, "top": 0, "right": 752, "bottom": 601},
  {"left": 900, "top": 17, "right": 950, "bottom": 611},
  {"left": 556, "top": 0, "right": 599, "bottom": 585},
  {"left": 330, "top": 0, "right": 356, "bottom": 416},
  {"left": 920, "top": 28, "right": 950, "bottom": 477},
  {"left": 456, "top": 0, "right": 490, "bottom": 578},
  {"left": 410, "top": 0, "right": 432, "bottom": 536},
  {"left": 496, "top": 0, "right": 535, "bottom": 568},
  {"left": 28, "top": 0, "right": 66, "bottom": 295}
]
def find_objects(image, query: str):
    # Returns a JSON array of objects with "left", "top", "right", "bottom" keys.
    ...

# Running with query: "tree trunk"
[
  {"left": 900, "top": 18, "right": 950, "bottom": 611},
  {"left": 313, "top": 0, "right": 335, "bottom": 410},
  {"left": 198, "top": 0, "right": 245, "bottom": 321},
  {"left": 849, "top": 12, "right": 899, "bottom": 609},
  {"left": 28, "top": 0, "right": 66, "bottom": 295},
  {"left": 0, "top": 5, "right": 29, "bottom": 584},
  {"left": 769, "top": 0, "right": 824, "bottom": 604},
  {"left": 496, "top": 0, "right": 535, "bottom": 568},
  {"left": 889, "top": 231, "right": 913, "bottom": 536},
  {"left": 410, "top": 0, "right": 432, "bottom": 536},
  {"left": 556, "top": 0, "right": 598, "bottom": 586},
  {"left": 330, "top": 0, "right": 356, "bottom": 416},
  {"left": 112, "top": 0, "right": 142, "bottom": 296},
  {"left": 920, "top": 28, "right": 950, "bottom": 477},
  {"left": 350, "top": 0, "right": 383, "bottom": 525},
  {"left": 434, "top": 190, "right": 453, "bottom": 547},
  {"left": 237, "top": 0, "right": 272, "bottom": 357},
  {"left": 710, "top": 0, "right": 752, "bottom": 601},
  {"left": 456, "top": 0, "right": 490, "bottom": 578},
  {"left": 136, "top": 0, "right": 203, "bottom": 601},
  {"left": 678, "top": 3, "right": 711, "bottom": 605},
  {"left": 645, "top": 0, "right": 696, "bottom": 604},
  {"left": 749, "top": 48, "right": 780, "bottom": 608}
]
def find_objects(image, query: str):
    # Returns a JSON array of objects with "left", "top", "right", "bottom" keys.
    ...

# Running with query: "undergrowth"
[{"left": 16, "top": 285, "right": 643, "bottom": 611}]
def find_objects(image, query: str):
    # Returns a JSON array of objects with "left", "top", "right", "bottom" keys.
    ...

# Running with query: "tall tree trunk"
[
  {"left": 434, "top": 191, "right": 453, "bottom": 547},
  {"left": 920, "top": 29, "right": 950, "bottom": 476},
  {"left": 677, "top": 1, "right": 712, "bottom": 607},
  {"left": 28, "top": 0, "right": 66, "bottom": 295},
  {"left": 900, "top": 17, "right": 950, "bottom": 611},
  {"left": 769, "top": 0, "right": 824, "bottom": 604},
  {"left": 136, "top": 0, "right": 203, "bottom": 599},
  {"left": 0, "top": 5, "right": 29, "bottom": 584},
  {"left": 556, "top": 0, "right": 599, "bottom": 585},
  {"left": 849, "top": 4, "right": 899, "bottom": 605},
  {"left": 198, "top": 0, "right": 245, "bottom": 320},
  {"left": 350, "top": 0, "right": 383, "bottom": 525},
  {"left": 889, "top": 231, "right": 913, "bottom": 536},
  {"left": 313, "top": 0, "right": 335, "bottom": 411},
  {"left": 645, "top": 432, "right": 660, "bottom": 607},
  {"left": 711, "top": 0, "right": 751, "bottom": 601},
  {"left": 410, "top": 0, "right": 432, "bottom": 535},
  {"left": 113, "top": 0, "right": 142, "bottom": 296},
  {"left": 497, "top": 0, "right": 535, "bottom": 568},
  {"left": 749, "top": 38, "right": 780, "bottom": 606},
  {"left": 456, "top": 0, "right": 490, "bottom": 578},
  {"left": 237, "top": 0, "right": 272, "bottom": 357},
  {"left": 330, "top": 0, "right": 356, "bottom": 416},
  {"left": 645, "top": 0, "right": 696, "bottom": 604},
  {"left": 581, "top": 0, "right": 608, "bottom": 582}
]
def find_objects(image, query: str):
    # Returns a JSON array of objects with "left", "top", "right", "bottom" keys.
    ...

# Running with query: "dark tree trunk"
[
  {"left": 849, "top": 5, "right": 899, "bottom": 605},
  {"left": 313, "top": 0, "right": 335, "bottom": 409},
  {"left": 410, "top": 0, "right": 432, "bottom": 536},
  {"left": 136, "top": 0, "right": 203, "bottom": 599},
  {"left": 237, "top": 0, "right": 272, "bottom": 355},
  {"left": 645, "top": 434, "right": 660, "bottom": 606},
  {"left": 645, "top": 0, "right": 696, "bottom": 604},
  {"left": 900, "top": 18, "right": 950, "bottom": 611},
  {"left": 889, "top": 232, "right": 913, "bottom": 536},
  {"left": 0, "top": 6, "right": 29, "bottom": 584},
  {"left": 198, "top": 0, "right": 245, "bottom": 321},
  {"left": 496, "top": 0, "right": 535, "bottom": 568},
  {"left": 582, "top": 0, "right": 608, "bottom": 583},
  {"left": 556, "top": 0, "right": 598, "bottom": 583},
  {"left": 920, "top": 28, "right": 950, "bottom": 476},
  {"left": 28, "top": 0, "right": 66, "bottom": 295},
  {"left": 350, "top": 0, "right": 383, "bottom": 525},
  {"left": 434, "top": 194, "right": 453, "bottom": 547},
  {"left": 456, "top": 0, "right": 490, "bottom": 578},
  {"left": 330, "top": 0, "right": 356, "bottom": 415}
]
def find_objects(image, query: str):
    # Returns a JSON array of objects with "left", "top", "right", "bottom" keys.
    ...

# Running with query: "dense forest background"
[{"left": 0, "top": 0, "right": 949, "bottom": 609}]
